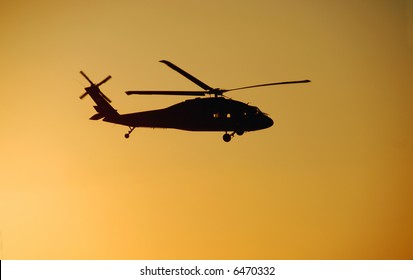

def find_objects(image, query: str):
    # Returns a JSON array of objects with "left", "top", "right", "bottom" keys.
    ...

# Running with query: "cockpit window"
[
  {"left": 213, "top": 113, "right": 231, "bottom": 118},
  {"left": 252, "top": 107, "right": 261, "bottom": 115}
]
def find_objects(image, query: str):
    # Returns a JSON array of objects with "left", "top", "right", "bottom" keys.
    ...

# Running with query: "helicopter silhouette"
[{"left": 79, "top": 60, "right": 310, "bottom": 142}]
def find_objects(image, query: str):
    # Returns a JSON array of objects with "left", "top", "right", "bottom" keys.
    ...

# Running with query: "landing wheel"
[
  {"left": 223, "top": 133, "right": 231, "bottom": 142},
  {"left": 236, "top": 130, "right": 244, "bottom": 136},
  {"left": 124, "top": 126, "right": 135, "bottom": 139}
]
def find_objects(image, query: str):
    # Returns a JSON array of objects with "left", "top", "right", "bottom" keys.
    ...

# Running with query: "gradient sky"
[{"left": 1, "top": 0, "right": 412, "bottom": 259}]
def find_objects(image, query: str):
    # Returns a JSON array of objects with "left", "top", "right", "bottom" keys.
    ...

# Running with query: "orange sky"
[{"left": 1, "top": 0, "right": 412, "bottom": 259}]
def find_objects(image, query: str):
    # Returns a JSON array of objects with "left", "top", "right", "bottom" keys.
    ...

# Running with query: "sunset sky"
[{"left": 1, "top": 0, "right": 412, "bottom": 259}]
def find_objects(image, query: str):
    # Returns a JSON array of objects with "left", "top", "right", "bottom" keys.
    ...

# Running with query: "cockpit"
[{"left": 252, "top": 106, "right": 262, "bottom": 115}]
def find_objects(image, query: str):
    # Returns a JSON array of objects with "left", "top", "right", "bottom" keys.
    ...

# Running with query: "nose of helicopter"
[{"left": 264, "top": 115, "right": 274, "bottom": 128}]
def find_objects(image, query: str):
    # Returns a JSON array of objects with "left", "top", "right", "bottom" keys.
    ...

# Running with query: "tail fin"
[{"left": 79, "top": 71, "right": 119, "bottom": 120}]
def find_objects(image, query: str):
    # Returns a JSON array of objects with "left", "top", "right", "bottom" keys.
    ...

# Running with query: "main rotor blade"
[
  {"left": 80, "top": 71, "right": 94, "bottom": 85},
  {"left": 97, "top": 75, "right": 112, "bottom": 87},
  {"left": 159, "top": 60, "right": 213, "bottom": 91},
  {"left": 126, "top": 90, "right": 207, "bottom": 96},
  {"left": 225, "top": 80, "right": 311, "bottom": 92}
]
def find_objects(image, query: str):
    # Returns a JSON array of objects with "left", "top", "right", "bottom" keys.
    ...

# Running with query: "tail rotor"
[{"left": 79, "top": 71, "right": 112, "bottom": 102}]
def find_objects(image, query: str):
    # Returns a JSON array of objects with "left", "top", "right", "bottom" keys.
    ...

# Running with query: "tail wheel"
[{"left": 124, "top": 126, "right": 135, "bottom": 139}]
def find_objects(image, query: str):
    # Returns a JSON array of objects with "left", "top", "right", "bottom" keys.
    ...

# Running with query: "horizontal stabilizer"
[{"left": 90, "top": 113, "right": 105, "bottom": 120}]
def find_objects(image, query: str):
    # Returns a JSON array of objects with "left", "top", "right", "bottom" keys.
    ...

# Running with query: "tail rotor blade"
[
  {"left": 79, "top": 92, "right": 88, "bottom": 99},
  {"left": 97, "top": 75, "right": 112, "bottom": 87},
  {"left": 100, "top": 92, "right": 112, "bottom": 103},
  {"left": 80, "top": 71, "right": 94, "bottom": 85}
]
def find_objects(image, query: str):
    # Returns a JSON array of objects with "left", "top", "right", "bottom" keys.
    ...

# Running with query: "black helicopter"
[{"left": 79, "top": 60, "right": 310, "bottom": 142}]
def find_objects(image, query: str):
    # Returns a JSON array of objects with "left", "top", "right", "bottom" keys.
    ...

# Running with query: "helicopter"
[{"left": 79, "top": 60, "right": 310, "bottom": 142}]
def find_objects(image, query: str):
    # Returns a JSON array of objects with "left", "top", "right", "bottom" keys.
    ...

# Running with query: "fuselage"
[{"left": 106, "top": 97, "right": 273, "bottom": 132}]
